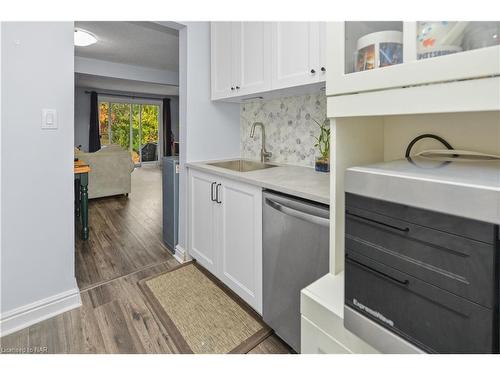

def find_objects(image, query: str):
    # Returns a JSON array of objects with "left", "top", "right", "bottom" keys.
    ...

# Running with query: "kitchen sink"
[{"left": 208, "top": 159, "right": 277, "bottom": 172}]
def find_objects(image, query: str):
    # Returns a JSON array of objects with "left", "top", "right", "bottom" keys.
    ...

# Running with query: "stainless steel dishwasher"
[{"left": 262, "top": 190, "right": 330, "bottom": 353}]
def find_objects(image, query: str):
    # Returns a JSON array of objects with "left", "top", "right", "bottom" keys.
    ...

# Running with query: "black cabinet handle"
[
  {"left": 216, "top": 183, "right": 222, "bottom": 204},
  {"left": 346, "top": 253, "right": 410, "bottom": 286},
  {"left": 346, "top": 210, "right": 410, "bottom": 233},
  {"left": 236, "top": 86, "right": 240, "bottom": 89},
  {"left": 310, "top": 69, "right": 316, "bottom": 74},
  {"left": 210, "top": 182, "right": 216, "bottom": 201},
  {"left": 231, "top": 86, "right": 235, "bottom": 91},
  {"left": 321, "top": 67, "right": 326, "bottom": 72}
]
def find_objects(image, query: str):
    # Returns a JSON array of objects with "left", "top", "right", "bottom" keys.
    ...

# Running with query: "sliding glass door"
[
  {"left": 99, "top": 102, "right": 111, "bottom": 146},
  {"left": 98, "top": 97, "right": 162, "bottom": 166},
  {"left": 132, "top": 104, "right": 141, "bottom": 164},
  {"left": 140, "top": 104, "right": 160, "bottom": 163}
]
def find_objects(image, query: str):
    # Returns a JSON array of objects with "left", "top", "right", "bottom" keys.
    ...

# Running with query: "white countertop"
[
  {"left": 186, "top": 159, "right": 330, "bottom": 205},
  {"left": 346, "top": 157, "right": 500, "bottom": 224},
  {"left": 301, "top": 272, "right": 345, "bottom": 319}
]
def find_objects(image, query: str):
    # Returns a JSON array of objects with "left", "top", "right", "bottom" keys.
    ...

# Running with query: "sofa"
[{"left": 75, "top": 144, "right": 135, "bottom": 199}]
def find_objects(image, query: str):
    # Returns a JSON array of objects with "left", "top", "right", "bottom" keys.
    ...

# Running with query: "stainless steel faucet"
[{"left": 250, "top": 122, "right": 272, "bottom": 163}]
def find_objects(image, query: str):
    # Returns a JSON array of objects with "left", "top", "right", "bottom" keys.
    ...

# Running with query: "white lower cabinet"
[
  {"left": 188, "top": 168, "right": 263, "bottom": 313},
  {"left": 218, "top": 178, "right": 263, "bottom": 313},
  {"left": 301, "top": 316, "right": 351, "bottom": 354},
  {"left": 188, "top": 170, "right": 218, "bottom": 275}
]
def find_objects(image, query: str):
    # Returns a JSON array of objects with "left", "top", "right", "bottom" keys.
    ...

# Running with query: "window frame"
[{"left": 98, "top": 95, "right": 163, "bottom": 165}]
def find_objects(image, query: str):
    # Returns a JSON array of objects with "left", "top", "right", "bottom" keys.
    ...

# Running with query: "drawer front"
[
  {"left": 346, "top": 206, "right": 496, "bottom": 308},
  {"left": 301, "top": 316, "right": 351, "bottom": 354},
  {"left": 346, "top": 193, "right": 497, "bottom": 244},
  {"left": 345, "top": 252, "right": 496, "bottom": 353}
]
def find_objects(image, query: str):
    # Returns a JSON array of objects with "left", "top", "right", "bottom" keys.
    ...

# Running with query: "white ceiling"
[
  {"left": 76, "top": 73, "right": 179, "bottom": 96},
  {"left": 75, "top": 21, "right": 179, "bottom": 71}
]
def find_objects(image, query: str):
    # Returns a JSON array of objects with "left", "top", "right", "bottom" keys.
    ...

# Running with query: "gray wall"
[
  {"left": 1, "top": 23, "right": 78, "bottom": 314},
  {"left": 74, "top": 87, "right": 179, "bottom": 152},
  {"left": 75, "top": 56, "right": 179, "bottom": 86}
]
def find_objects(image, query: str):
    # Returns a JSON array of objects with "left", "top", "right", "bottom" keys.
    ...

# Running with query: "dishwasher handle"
[{"left": 265, "top": 197, "right": 330, "bottom": 227}]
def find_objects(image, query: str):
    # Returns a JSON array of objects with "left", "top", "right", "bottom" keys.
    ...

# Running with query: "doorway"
[{"left": 98, "top": 96, "right": 162, "bottom": 166}]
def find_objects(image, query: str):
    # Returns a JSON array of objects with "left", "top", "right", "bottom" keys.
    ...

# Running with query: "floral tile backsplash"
[{"left": 240, "top": 92, "right": 327, "bottom": 167}]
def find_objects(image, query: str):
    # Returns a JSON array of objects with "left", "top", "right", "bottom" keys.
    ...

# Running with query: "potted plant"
[{"left": 312, "top": 118, "right": 330, "bottom": 172}]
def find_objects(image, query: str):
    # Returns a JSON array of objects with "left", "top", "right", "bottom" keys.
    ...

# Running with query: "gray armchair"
[{"left": 75, "top": 144, "right": 135, "bottom": 199}]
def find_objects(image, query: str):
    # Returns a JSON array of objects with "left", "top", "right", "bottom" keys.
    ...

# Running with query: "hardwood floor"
[
  {"left": 1, "top": 166, "right": 291, "bottom": 354},
  {"left": 76, "top": 166, "right": 173, "bottom": 290}
]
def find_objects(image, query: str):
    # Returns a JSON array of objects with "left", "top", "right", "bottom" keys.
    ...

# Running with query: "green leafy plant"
[
  {"left": 312, "top": 118, "right": 330, "bottom": 160},
  {"left": 99, "top": 102, "right": 160, "bottom": 163}
]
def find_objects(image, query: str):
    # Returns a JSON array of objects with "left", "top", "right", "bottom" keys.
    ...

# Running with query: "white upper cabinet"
[
  {"left": 271, "top": 22, "right": 322, "bottom": 90},
  {"left": 211, "top": 22, "right": 271, "bottom": 100},
  {"left": 327, "top": 21, "right": 500, "bottom": 96},
  {"left": 233, "top": 22, "right": 272, "bottom": 96},
  {"left": 211, "top": 22, "right": 326, "bottom": 100},
  {"left": 211, "top": 22, "right": 235, "bottom": 100}
]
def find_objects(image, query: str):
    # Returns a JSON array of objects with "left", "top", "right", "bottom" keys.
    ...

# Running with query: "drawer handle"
[
  {"left": 347, "top": 211, "right": 410, "bottom": 233},
  {"left": 210, "top": 182, "right": 217, "bottom": 202},
  {"left": 266, "top": 198, "right": 329, "bottom": 227},
  {"left": 346, "top": 253, "right": 410, "bottom": 286},
  {"left": 216, "top": 183, "right": 222, "bottom": 204}
]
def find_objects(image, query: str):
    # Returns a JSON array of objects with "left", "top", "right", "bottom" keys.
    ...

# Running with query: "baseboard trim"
[
  {"left": 0, "top": 287, "right": 81, "bottom": 337},
  {"left": 174, "top": 244, "right": 191, "bottom": 264}
]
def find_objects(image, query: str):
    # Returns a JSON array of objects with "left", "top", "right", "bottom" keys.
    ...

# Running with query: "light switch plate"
[{"left": 41, "top": 109, "right": 58, "bottom": 129}]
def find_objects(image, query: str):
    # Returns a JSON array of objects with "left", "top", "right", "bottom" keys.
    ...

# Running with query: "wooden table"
[{"left": 74, "top": 160, "right": 91, "bottom": 240}]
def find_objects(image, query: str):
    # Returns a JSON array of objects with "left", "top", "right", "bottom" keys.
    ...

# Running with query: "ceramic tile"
[{"left": 240, "top": 92, "right": 327, "bottom": 167}]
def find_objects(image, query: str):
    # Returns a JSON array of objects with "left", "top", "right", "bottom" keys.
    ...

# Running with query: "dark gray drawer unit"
[{"left": 345, "top": 193, "right": 499, "bottom": 353}]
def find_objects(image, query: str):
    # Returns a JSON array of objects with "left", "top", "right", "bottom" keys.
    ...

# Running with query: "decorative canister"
[{"left": 355, "top": 30, "right": 403, "bottom": 72}]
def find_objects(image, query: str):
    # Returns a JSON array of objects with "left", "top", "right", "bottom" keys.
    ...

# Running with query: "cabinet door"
[
  {"left": 327, "top": 21, "right": 500, "bottom": 96},
  {"left": 188, "top": 169, "right": 217, "bottom": 274},
  {"left": 216, "top": 178, "right": 262, "bottom": 313},
  {"left": 271, "top": 22, "right": 320, "bottom": 89},
  {"left": 211, "top": 22, "right": 235, "bottom": 100},
  {"left": 233, "top": 22, "right": 272, "bottom": 96}
]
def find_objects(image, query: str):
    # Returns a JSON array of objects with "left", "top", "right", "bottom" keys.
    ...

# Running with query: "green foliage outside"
[
  {"left": 99, "top": 102, "right": 159, "bottom": 163},
  {"left": 110, "top": 103, "right": 159, "bottom": 152}
]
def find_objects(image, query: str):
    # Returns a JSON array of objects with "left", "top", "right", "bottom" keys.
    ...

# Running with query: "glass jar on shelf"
[
  {"left": 344, "top": 21, "right": 404, "bottom": 74},
  {"left": 416, "top": 21, "right": 500, "bottom": 60}
]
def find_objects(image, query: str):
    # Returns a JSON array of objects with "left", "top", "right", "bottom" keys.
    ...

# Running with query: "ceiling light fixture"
[{"left": 74, "top": 28, "right": 97, "bottom": 47}]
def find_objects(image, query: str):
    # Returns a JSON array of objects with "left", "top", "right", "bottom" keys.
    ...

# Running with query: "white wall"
[
  {"left": 384, "top": 111, "right": 500, "bottom": 161},
  {"left": 0, "top": 22, "right": 80, "bottom": 334},
  {"left": 177, "top": 22, "right": 241, "bottom": 254},
  {"left": 183, "top": 23, "right": 240, "bottom": 162},
  {"left": 74, "top": 87, "right": 180, "bottom": 152},
  {"left": 75, "top": 56, "right": 179, "bottom": 86}
]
